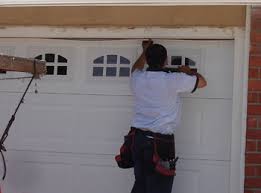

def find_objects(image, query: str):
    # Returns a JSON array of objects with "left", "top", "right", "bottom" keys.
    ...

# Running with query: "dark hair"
[{"left": 145, "top": 44, "right": 167, "bottom": 68}]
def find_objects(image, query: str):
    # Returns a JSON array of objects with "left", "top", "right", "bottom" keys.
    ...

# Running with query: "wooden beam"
[{"left": 0, "top": 55, "right": 46, "bottom": 78}]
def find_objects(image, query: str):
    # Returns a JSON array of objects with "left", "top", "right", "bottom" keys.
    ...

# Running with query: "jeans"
[{"left": 131, "top": 129, "right": 174, "bottom": 193}]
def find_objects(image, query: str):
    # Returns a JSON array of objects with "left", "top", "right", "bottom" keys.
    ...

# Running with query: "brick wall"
[{"left": 245, "top": 7, "right": 261, "bottom": 193}]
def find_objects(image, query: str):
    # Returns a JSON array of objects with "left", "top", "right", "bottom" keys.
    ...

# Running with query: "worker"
[{"left": 129, "top": 40, "right": 207, "bottom": 193}]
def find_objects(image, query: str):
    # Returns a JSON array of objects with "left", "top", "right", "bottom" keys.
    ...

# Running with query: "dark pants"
[{"left": 131, "top": 129, "right": 174, "bottom": 193}]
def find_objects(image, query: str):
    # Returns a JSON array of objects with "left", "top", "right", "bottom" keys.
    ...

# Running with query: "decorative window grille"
[
  {"left": 92, "top": 55, "right": 131, "bottom": 77},
  {"left": 170, "top": 56, "right": 197, "bottom": 72},
  {"left": 34, "top": 53, "right": 68, "bottom": 76}
]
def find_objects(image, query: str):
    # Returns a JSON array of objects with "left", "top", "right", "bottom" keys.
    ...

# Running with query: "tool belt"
[
  {"left": 115, "top": 127, "right": 178, "bottom": 176},
  {"left": 151, "top": 132, "right": 178, "bottom": 176},
  {"left": 115, "top": 127, "right": 135, "bottom": 168}
]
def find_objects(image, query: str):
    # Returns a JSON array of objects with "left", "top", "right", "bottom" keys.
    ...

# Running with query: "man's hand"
[
  {"left": 178, "top": 65, "right": 207, "bottom": 89},
  {"left": 142, "top": 39, "right": 153, "bottom": 51},
  {"left": 131, "top": 39, "right": 153, "bottom": 73},
  {"left": 178, "top": 66, "right": 193, "bottom": 75}
]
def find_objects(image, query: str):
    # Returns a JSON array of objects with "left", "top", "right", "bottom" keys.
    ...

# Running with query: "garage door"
[{"left": 0, "top": 39, "right": 234, "bottom": 193}]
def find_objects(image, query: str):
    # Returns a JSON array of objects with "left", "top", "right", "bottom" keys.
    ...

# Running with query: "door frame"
[{"left": 0, "top": 23, "right": 249, "bottom": 193}]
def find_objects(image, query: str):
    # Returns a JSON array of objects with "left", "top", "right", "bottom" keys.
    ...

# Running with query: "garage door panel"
[
  {"left": 4, "top": 150, "right": 230, "bottom": 193},
  {"left": 4, "top": 94, "right": 132, "bottom": 153},
  {"left": 73, "top": 165, "right": 133, "bottom": 193},
  {"left": 0, "top": 39, "right": 234, "bottom": 193},
  {"left": 0, "top": 94, "right": 22, "bottom": 130},
  {"left": 2, "top": 94, "right": 231, "bottom": 161},
  {"left": 176, "top": 98, "right": 232, "bottom": 160},
  {"left": 0, "top": 45, "right": 21, "bottom": 90},
  {"left": 3, "top": 96, "right": 77, "bottom": 152},
  {"left": 73, "top": 109, "right": 132, "bottom": 154},
  {"left": 174, "top": 159, "right": 230, "bottom": 193},
  {"left": 5, "top": 151, "right": 133, "bottom": 193},
  {"left": 28, "top": 46, "right": 75, "bottom": 82},
  {"left": 174, "top": 170, "right": 200, "bottom": 193},
  {"left": 12, "top": 92, "right": 133, "bottom": 107},
  {"left": 160, "top": 40, "right": 234, "bottom": 99},
  {"left": 200, "top": 43, "right": 234, "bottom": 99},
  {"left": 6, "top": 150, "right": 116, "bottom": 167},
  {"left": 4, "top": 160, "right": 73, "bottom": 193},
  {"left": 70, "top": 95, "right": 132, "bottom": 154},
  {"left": 0, "top": 40, "right": 234, "bottom": 98},
  {"left": 85, "top": 44, "right": 138, "bottom": 95}
]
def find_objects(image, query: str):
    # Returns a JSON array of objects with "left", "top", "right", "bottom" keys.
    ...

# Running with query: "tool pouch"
[
  {"left": 152, "top": 135, "right": 178, "bottom": 176},
  {"left": 115, "top": 128, "right": 135, "bottom": 169}
]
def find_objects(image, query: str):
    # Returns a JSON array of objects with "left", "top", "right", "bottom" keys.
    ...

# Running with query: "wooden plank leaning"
[{"left": 0, "top": 54, "right": 46, "bottom": 78}]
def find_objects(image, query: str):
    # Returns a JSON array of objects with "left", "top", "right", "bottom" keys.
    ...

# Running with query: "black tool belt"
[
  {"left": 115, "top": 127, "right": 135, "bottom": 169},
  {"left": 135, "top": 128, "right": 178, "bottom": 176},
  {"left": 115, "top": 127, "right": 178, "bottom": 176}
]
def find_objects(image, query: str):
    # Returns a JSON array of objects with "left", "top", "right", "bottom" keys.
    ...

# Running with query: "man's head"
[{"left": 145, "top": 44, "right": 167, "bottom": 68}]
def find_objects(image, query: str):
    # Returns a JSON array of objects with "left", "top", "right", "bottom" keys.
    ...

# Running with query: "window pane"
[
  {"left": 120, "top": 56, "right": 130, "bottom": 64},
  {"left": 119, "top": 67, "right": 130, "bottom": 77},
  {"left": 57, "top": 66, "right": 67, "bottom": 75},
  {"left": 185, "top": 58, "right": 196, "bottom": 66},
  {"left": 35, "top": 55, "right": 42, "bottom": 60},
  {"left": 107, "top": 55, "right": 117, "bottom": 64},
  {"left": 46, "top": 66, "right": 54, "bottom": 75},
  {"left": 171, "top": 56, "right": 182, "bottom": 66},
  {"left": 45, "top": 54, "right": 55, "bottom": 63},
  {"left": 58, "top": 55, "right": 67, "bottom": 63},
  {"left": 93, "top": 56, "right": 104, "bottom": 64},
  {"left": 106, "top": 67, "right": 117, "bottom": 76},
  {"left": 93, "top": 67, "right": 103, "bottom": 76}
]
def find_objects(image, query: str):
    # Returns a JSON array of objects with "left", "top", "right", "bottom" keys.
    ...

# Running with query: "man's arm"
[
  {"left": 178, "top": 66, "right": 207, "bottom": 88},
  {"left": 131, "top": 51, "right": 146, "bottom": 73},
  {"left": 131, "top": 40, "right": 153, "bottom": 73}
]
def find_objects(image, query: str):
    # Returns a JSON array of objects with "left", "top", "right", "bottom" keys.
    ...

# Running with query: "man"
[{"left": 130, "top": 40, "right": 207, "bottom": 193}]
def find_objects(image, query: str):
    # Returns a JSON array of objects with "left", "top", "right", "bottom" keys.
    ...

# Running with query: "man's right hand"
[
  {"left": 131, "top": 39, "right": 153, "bottom": 73},
  {"left": 142, "top": 39, "right": 153, "bottom": 51}
]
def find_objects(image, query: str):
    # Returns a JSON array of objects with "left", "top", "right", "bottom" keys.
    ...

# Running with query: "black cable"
[
  {"left": 0, "top": 149, "right": 6, "bottom": 180},
  {"left": 0, "top": 60, "right": 36, "bottom": 180}
]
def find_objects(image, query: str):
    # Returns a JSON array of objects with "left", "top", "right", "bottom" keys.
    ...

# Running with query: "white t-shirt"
[{"left": 130, "top": 69, "right": 197, "bottom": 135}]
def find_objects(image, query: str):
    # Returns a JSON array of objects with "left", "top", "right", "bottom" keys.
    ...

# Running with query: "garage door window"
[
  {"left": 92, "top": 55, "right": 130, "bottom": 77},
  {"left": 171, "top": 56, "right": 197, "bottom": 72},
  {"left": 185, "top": 58, "right": 196, "bottom": 66},
  {"left": 171, "top": 56, "right": 182, "bottom": 66},
  {"left": 35, "top": 53, "right": 68, "bottom": 76}
]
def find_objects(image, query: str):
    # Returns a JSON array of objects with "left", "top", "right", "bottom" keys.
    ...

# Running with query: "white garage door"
[{"left": 0, "top": 39, "right": 234, "bottom": 193}]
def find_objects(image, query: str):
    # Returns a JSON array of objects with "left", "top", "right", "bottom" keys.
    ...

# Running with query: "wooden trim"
[
  {"left": 0, "top": 27, "right": 236, "bottom": 38},
  {"left": 241, "top": 5, "right": 251, "bottom": 193},
  {"left": 0, "top": 6, "right": 246, "bottom": 27},
  {"left": 0, "top": 0, "right": 258, "bottom": 6},
  {"left": 0, "top": 55, "right": 46, "bottom": 76},
  {"left": 231, "top": 28, "right": 246, "bottom": 193}
]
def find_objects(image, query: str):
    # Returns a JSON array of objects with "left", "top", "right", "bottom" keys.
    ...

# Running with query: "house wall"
[
  {"left": 245, "top": 6, "right": 261, "bottom": 193},
  {"left": 0, "top": 6, "right": 245, "bottom": 27}
]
